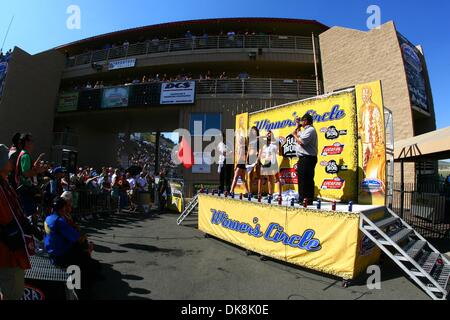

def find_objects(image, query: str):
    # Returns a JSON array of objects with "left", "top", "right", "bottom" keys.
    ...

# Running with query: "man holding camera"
[{"left": 292, "top": 113, "right": 318, "bottom": 205}]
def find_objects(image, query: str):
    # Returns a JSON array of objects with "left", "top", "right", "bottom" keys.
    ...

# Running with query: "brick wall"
[{"left": 319, "top": 21, "right": 418, "bottom": 182}]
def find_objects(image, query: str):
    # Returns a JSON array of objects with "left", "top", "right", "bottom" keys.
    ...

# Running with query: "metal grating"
[
  {"left": 376, "top": 216, "right": 398, "bottom": 229},
  {"left": 25, "top": 255, "right": 70, "bottom": 282},
  {"left": 421, "top": 252, "right": 439, "bottom": 274}
]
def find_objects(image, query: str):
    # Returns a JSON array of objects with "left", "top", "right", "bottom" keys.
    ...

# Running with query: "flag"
[{"left": 177, "top": 137, "right": 194, "bottom": 169}]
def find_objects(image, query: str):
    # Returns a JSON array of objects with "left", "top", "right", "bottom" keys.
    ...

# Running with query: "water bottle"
[
  {"left": 348, "top": 201, "right": 353, "bottom": 212},
  {"left": 317, "top": 199, "right": 321, "bottom": 210}
]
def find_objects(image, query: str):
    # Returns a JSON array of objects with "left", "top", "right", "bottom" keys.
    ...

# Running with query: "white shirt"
[
  {"left": 217, "top": 142, "right": 229, "bottom": 165},
  {"left": 127, "top": 178, "right": 136, "bottom": 189}
]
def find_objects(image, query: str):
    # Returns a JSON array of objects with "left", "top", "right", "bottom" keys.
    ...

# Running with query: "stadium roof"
[{"left": 56, "top": 17, "right": 329, "bottom": 53}]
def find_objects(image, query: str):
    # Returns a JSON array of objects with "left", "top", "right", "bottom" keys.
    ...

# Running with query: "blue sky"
[{"left": 1, "top": 0, "right": 449, "bottom": 129}]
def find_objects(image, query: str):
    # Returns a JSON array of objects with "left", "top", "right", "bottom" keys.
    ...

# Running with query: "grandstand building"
[{"left": 0, "top": 18, "right": 438, "bottom": 195}]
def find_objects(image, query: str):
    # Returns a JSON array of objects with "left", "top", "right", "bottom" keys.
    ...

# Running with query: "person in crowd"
[
  {"left": 0, "top": 144, "right": 32, "bottom": 300},
  {"left": 292, "top": 113, "right": 318, "bottom": 205},
  {"left": 217, "top": 131, "right": 233, "bottom": 194},
  {"left": 126, "top": 172, "right": 137, "bottom": 212},
  {"left": 247, "top": 126, "right": 262, "bottom": 195},
  {"left": 259, "top": 130, "right": 281, "bottom": 197},
  {"left": 231, "top": 115, "right": 250, "bottom": 195},
  {"left": 136, "top": 172, "right": 148, "bottom": 192},
  {"left": 16, "top": 133, "right": 47, "bottom": 217},
  {"left": 44, "top": 197, "right": 101, "bottom": 299},
  {"left": 7, "top": 133, "right": 21, "bottom": 189},
  {"left": 117, "top": 172, "right": 130, "bottom": 211},
  {"left": 157, "top": 170, "right": 170, "bottom": 212}
]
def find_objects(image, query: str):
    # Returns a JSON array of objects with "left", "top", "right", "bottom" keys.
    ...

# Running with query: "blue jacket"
[{"left": 44, "top": 213, "right": 80, "bottom": 258}]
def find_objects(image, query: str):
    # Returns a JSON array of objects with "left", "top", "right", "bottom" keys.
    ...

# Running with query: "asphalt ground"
[{"left": 81, "top": 210, "right": 430, "bottom": 300}]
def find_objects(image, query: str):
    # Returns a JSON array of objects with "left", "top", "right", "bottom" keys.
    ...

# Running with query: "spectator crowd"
[{"left": 0, "top": 132, "right": 173, "bottom": 300}]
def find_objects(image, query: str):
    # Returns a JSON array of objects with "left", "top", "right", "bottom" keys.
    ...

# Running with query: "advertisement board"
[
  {"left": 198, "top": 195, "right": 380, "bottom": 279},
  {"left": 356, "top": 81, "right": 386, "bottom": 206},
  {"left": 246, "top": 90, "right": 358, "bottom": 202},
  {"left": 398, "top": 32, "right": 429, "bottom": 112},
  {"left": 57, "top": 92, "right": 79, "bottom": 112},
  {"left": 102, "top": 86, "right": 129, "bottom": 108},
  {"left": 108, "top": 58, "right": 136, "bottom": 70},
  {"left": 160, "top": 81, "right": 196, "bottom": 105},
  {"left": 0, "top": 58, "right": 9, "bottom": 98}
]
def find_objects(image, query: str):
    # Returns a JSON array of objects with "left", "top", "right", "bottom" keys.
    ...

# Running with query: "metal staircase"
[
  {"left": 177, "top": 194, "right": 199, "bottom": 225},
  {"left": 360, "top": 207, "right": 450, "bottom": 300}
]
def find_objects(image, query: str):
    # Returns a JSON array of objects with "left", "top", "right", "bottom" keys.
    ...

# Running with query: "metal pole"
[
  {"left": 311, "top": 33, "right": 320, "bottom": 96},
  {"left": 400, "top": 160, "right": 405, "bottom": 219},
  {"left": 155, "top": 132, "right": 161, "bottom": 175},
  {"left": 1, "top": 15, "right": 14, "bottom": 52}
]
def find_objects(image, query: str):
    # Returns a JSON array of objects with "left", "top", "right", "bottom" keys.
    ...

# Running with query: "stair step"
[
  {"left": 435, "top": 264, "right": 450, "bottom": 290},
  {"left": 421, "top": 252, "right": 439, "bottom": 274},
  {"left": 389, "top": 228, "right": 413, "bottom": 244},
  {"left": 376, "top": 216, "right": 399, "bottom": 229},
  {"left": 396, "top": 240, "right": 427, "bottom": 261}
]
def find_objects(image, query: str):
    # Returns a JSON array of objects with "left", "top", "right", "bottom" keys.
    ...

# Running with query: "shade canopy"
[{"left": 394, "top": 126, "right": 450, "bottom": 162}]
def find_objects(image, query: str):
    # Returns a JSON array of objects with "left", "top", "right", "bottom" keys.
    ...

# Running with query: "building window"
[{"left": 189, "top": 113, "right": 221, "bottom": 136}]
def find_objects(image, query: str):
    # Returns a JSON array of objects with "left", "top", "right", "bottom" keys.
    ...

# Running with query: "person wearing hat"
[
  {"left": 0, "top": 144, "right": 32, "bottom": 300},
  {"left": 292, "top": 113, "right": 318, "bottom": 205},
  {"left": 44, "top": 196, "right": 101, "bottom": 299}
]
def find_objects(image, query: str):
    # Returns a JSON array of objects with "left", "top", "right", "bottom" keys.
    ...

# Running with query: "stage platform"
[{"left": 197, "top": 194, "right": 384, "bottom": 281}]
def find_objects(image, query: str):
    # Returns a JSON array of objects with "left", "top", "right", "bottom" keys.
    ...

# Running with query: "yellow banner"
[
  {"left": 234, "top": 113, "right": 249, "bottom": 194},
  {"left": 247, "top": 90, "right": 358, "bottom": 201},
  {"left": 356, "top": 81, "right": 386, "bottom": 205},
  {"left": 198, "top": 195, "right": 287, "bottom": 261},
  {"left": 285, "top": 207, "right": 360, "bottom": 279},
  {"left": 198, "top": 195, "right": 376, "bottom": 279}
]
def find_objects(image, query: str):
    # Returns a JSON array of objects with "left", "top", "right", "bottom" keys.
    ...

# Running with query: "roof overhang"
[{"left": 394, "top": 126, "right": 450, "bottom": 162}]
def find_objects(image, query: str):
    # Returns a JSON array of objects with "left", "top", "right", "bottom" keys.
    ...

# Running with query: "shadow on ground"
[{"left": 90, "top": 263, "right": 152, "bottom": 300}]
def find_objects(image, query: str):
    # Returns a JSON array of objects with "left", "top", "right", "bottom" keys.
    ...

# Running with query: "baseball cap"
[{"left": 301, "top": 113, "right": 313, "bottom": 123}]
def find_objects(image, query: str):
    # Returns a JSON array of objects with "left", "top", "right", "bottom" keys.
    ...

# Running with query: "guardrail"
[{"left": 66, "top": 34, "right": 316, "bottom": 68}]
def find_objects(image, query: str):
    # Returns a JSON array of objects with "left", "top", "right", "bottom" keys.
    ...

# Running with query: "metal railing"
[
  {"left": 59, "top": 79, "right": 321, "bottom": 111},
  {"left": 66, "top": 34, "right": 316, "bottom": 68},
  {"left": 391, "top": 182, "right": 450, "bottom": 239},
  {"left": 196, "top": 78, "right": 319, "bottom": 97}
]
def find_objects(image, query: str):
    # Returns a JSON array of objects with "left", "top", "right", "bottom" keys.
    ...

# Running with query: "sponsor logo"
[
  {"left": 210, "top": 209, "right": 321, "bottom": 252},
  {"left": 320, "top": 160, "right": 348, "bottom": 174},
  {"left": 163, "top": 81, "right": 192, "bottom": 90},
  {"left": 22, "top": 285, "right": 45, "bottom": 301},
  {"left": 321, "top": 143, "right": 345, "bottom": 156},
  {"left": 280, "top": 167, "right": 298, "bottom": 184},
  {"left": 321, "top": 126, "right": 348, "bottom": 140},
  {"left": 361, "top": 179, "right": 383, "bottom": 193},
  {"left": 321, "top": 178, "right": 345, "bottom": 190},
  {"left": 253, "top": 105, "right": 346, "bottom": 132},
  {"left": 281, "top": 135, "right": 298, "bottom": 158}
]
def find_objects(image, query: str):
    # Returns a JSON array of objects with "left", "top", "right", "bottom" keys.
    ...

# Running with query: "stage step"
[
  {"left": 395, "top": 240, "right": 427, "bottom": 261},
  {"left": 177, "top": 194, "right": 199, "bottom": 225},
  {"left": 375, "top": 216, "right": 399, "bottom": 229},
  {"left": 360, "top": 207, "right": 450, "bottom": 300}
]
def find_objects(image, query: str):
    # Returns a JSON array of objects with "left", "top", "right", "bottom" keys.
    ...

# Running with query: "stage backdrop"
[
  {"left": 356, "top": 81, "right": 386, "bottom": 206},
  {"left": 234, "top": 82, "right": 387, "bottom": 205},
  {"left": 246, "top": 89, "right": 359, "bottom": 202},
  {"left": 198, "top": 194, "right": 382, "bottom": 279}
]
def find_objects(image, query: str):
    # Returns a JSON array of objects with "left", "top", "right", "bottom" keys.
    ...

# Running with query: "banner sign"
[
  {"left": 398, "top": 33, "right": 429, "bottom": 112},
  {"left": 198, "top": 195, "right": 381, "bottom": 279},
  {"left": 245, "top": 90, "right": 358, "bottom": 201},
  {"left": 108, "top": 58, "right": 136, "bottom": 70},
  {"left": 356, "top": 81, "right": 386, "bottom": 206},
  {"left": 57, "top": 92, "right": 79, "bottom": 112},
  {"left": 160, "top": 81, "right": 196, "bottom": 105},
  {"left": 0, "top": 56, "right": 10, "bottom": 98},
  {"left": 102, "top": 86, "right": 129, "bottom": 108}
]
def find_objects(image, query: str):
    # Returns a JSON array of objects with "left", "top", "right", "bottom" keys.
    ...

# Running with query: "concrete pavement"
[{"left": 82, "top": 211, "right": 429, "bottom": 300}]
